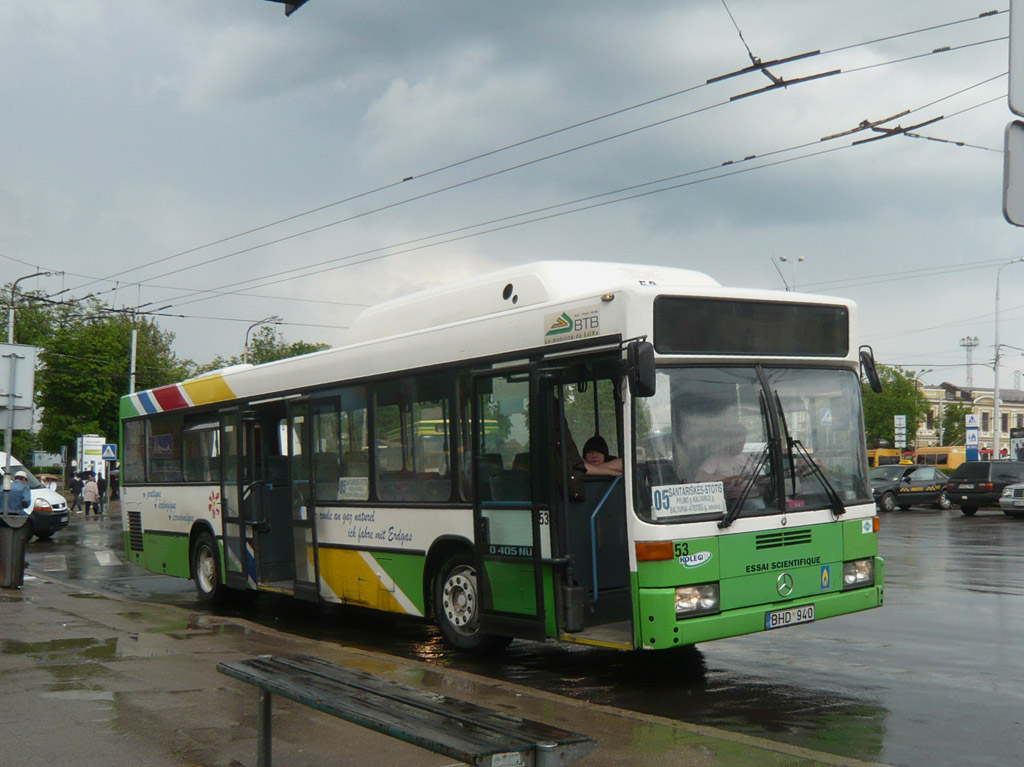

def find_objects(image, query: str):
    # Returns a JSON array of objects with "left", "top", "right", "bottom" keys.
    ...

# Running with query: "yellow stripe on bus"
[
  {"left": 318, "top": 549, "right": 411, "bottom": 614},
  {"left": 181, "top": 374, "right": 236, "bottom": 406}
]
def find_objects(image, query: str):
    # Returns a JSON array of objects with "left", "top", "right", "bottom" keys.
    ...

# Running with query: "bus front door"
[{"left": 472, "top": 370, "right": 548, "bottom": 641}]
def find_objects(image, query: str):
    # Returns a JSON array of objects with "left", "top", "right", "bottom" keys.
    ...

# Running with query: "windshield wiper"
[
  {"left": 718, "top": 443, "right": 771, "bottom": 529},
  {"left": 773, "top": 391, "right": 845, "bottom": 516},
  {"left": 773, "top": 392, "right": 799, "bottom": 499},
  {"left": 790, "top": 438, "right": 846, "bottom": 516}
]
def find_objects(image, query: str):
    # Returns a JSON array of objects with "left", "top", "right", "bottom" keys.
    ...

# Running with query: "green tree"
[
  {"left": 861, "top": 365, "right": 931, "bottom": 448},
  {"left": 940, "top": 402, "right": 972, "bottom": 446},
  {"left": 34, "top": 302, "right": 188, "bottom": 453},
  {"left": 193, "top": 325, "right": 330, "bottom": 374}
]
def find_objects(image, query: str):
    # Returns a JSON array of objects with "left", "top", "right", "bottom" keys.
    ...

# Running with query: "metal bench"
[{"left": 217, "top": 654, "right": 596, "bottom": 767}]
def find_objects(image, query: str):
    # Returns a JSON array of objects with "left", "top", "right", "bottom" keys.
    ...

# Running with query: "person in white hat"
[{"left": 6, "top": 470, "right": 32, "bottom": 515}]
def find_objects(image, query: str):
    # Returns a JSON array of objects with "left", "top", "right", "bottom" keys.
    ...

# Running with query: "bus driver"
[{"left": 696, "top": 421, "right": 752, "bottom": 497}]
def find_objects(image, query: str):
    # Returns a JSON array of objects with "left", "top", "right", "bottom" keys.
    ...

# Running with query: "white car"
[
  {"left": 0, "top": 452, "right": 70, "bottom": 539},
  {"left": 999, "top": 482, "right": 1024, "bottom": 518}
]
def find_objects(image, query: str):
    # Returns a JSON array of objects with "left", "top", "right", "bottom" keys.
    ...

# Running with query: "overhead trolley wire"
[
  {"left": 64, "top": 8, "right": 1010, "bottom": 304},
  {"left": 116, "top": 50, "right": 1008, "bottom": 313},
  {"left": 156, "top": 83, "right": 1006, "bottom": 314}
]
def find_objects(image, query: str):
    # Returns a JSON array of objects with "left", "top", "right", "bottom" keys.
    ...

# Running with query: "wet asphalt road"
[{"left": 25, "top": 504, "right": 1024, "bottom": 767}]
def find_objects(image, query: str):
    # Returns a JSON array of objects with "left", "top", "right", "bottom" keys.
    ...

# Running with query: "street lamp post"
[
  {"left": 994, "top": 258, "right": 1024, "bottom": 460},
  {"left": 8, "top": 270, "right": 58, "bottom": 344},
  {"left": 4, "top": 270, "right": 59, "bottom": 489},
  {"left": 243, "top": 315, "right": 283, "bottom": 364},
  {"left": 914, "top": 368, "right": 933, "bottom": 449}
]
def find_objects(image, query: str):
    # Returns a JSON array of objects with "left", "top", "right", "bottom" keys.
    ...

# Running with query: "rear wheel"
[
  {"left": 937, "top": 491, "right": 952, "bottom": 511},
  {"left": 191, "top": 531, "right": 227, "bottom": 603},
  {"left": 433, "top": 553, "right": 511, "bottom": 653},
  {"left": 960, "top": 505, "right": 978, "bottom": 516}
]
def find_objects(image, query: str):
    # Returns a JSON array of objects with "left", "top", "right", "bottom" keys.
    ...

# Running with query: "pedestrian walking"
[
  {"left": 83, "top": 472, "right": 100, "bottom": 518},
  {"left": 97, "top": 472, "right": 108, "bottom": 515},
  {"left": 70, "top": 472, "right": 84, "bottom": 512}
]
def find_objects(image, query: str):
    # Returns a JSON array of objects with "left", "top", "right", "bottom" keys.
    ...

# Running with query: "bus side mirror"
[
  {"left": 859, "top": 345, "right": 883, "bottom": 394},
  {"left": 628, "top": 341, "right": 656, "bottom": 398}
]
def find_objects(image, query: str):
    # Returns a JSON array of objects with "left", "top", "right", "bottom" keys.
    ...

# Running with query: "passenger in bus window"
[
  {"left": 581, "top": 435, "right": 623, "bottom": 476},
  {"left": 696, "top": 422, "right": 752, "bottom": 495}
]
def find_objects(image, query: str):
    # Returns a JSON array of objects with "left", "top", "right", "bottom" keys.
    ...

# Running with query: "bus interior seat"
[
  {"left": 342, "top": 451, "right": 369, "bottom": 477},
  {"left": 476, "top": 454, "right": 504, "bottom": 501},
  {"left": 315, "top": 452, "right": 340, "bottom": 480}
]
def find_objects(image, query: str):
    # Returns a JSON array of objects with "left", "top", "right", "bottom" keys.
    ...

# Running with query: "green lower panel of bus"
[
  {"left": 635, "top": 557, "right": 884, "bottom": 648},
  {"left": 484, "top": 561, "right": 539, "bottom": 616},
  {"left": 122, "top": 530, "right": 191, "bottom": 579}
]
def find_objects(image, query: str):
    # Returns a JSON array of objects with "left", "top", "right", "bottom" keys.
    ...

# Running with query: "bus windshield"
[{"left": 635, "top": 366, "right": 870, "bottom": 523}]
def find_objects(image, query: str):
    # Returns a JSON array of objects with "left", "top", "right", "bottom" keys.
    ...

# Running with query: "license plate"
[
  {"left": 961, "top": 484, "right": 975, "bottom": 489},
  {"left": 1014, "top": 501, "right": 1024, "bottom": 508},
  {"left": 765, "top": 604, "right": 815, "bottom": 630},
  {"left": 60, "top": 515, "right": 68, "bottom": 522}
]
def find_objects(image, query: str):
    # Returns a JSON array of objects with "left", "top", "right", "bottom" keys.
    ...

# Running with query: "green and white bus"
[{"left": 119, "top": 261, "right": 883, "bottom": 651}]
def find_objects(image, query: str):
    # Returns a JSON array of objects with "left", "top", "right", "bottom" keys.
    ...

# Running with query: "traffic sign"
[
  {"left": 1012, "top": 1, "right": 1024, "bottom": 117},
  {"left": 1004, "top": 121, "right": 1024, "bottom": 226},
  {"left": 102, "top": 444, "right": 118, "bottom": 461},
  {"left": 966, "top": 429, "right": 980, "bottom": 448},
  {"left": 966, "top": 414, "right": 980, "bottom": 429}
]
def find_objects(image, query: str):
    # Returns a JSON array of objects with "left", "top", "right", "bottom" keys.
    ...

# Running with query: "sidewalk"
[{"left": 0, "top": 572, "right": 888, "bottom": 767}]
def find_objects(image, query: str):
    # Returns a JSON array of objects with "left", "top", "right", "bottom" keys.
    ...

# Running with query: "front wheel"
[
  {"left": 191, "top": 531, "right": 227, "bottom": 603},
  {"left": 879, "top": 492, "right": 897, "bottom": 513},
  {"left": 433, "top": 553, "right": 511, "bottom": 653}
]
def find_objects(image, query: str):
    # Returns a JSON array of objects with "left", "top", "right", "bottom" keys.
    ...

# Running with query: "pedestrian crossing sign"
[{"left": 102, "top": 444, "right": 117, "bottom": 461}]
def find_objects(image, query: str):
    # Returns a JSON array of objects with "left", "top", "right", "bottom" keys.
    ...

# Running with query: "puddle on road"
[
  {"left": 41, "top": 690, "right": 115, "bottom": 701},
  {"left": 0, "top": 635, "right": 119, "bottom": 660}
]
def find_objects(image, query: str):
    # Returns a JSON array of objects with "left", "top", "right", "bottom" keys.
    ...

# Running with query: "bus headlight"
[
  {"left": 675, "top": 583, "right": 720, "bottom": 618},
  {"left": 843, "top": 558, "right": 874, "bottom": 589}
]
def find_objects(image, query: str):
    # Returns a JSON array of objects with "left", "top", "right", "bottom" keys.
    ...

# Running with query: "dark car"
[
  {"left": 945, "top": 460, "right": 1024, "bottom": 516},
  {"left": 871, "top": 465, "right": 951, "bottom": 512}
]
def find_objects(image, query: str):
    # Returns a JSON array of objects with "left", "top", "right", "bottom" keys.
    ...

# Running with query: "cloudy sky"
[{"left": 0, "top": 1, "right": 1018, "bottom": 387}]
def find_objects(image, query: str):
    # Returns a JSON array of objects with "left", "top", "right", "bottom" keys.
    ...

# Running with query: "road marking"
[
  {"left": 43, "top": 554, "right": 67, "bottom": 572},
  {"left": 95, "top": 549, "right": 120, "bottom": 566}
]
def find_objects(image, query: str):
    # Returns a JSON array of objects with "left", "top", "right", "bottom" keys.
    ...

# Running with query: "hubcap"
[
  {"left": 197, "top": 546, "right": 215, "bottom": 593},
  {"left": 442, "top": 565, "right": 478, "bottom": 636}
]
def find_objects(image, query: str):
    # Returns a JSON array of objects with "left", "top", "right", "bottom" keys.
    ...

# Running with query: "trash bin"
[{"left": 0, "top": 513, "right": 30, "bottom": 589}]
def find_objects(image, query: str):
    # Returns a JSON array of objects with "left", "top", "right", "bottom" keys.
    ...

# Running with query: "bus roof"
[
  {"left": 345, "top": 261, "right": 720, "bottom": 344},
  {"left": 122, "top": 260, "right": 857, "bottom": 419}
]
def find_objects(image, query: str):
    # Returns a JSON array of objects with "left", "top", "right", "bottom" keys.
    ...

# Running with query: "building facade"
[{"left": 915, "top": 382, "right": 1024, "bottom": 456}]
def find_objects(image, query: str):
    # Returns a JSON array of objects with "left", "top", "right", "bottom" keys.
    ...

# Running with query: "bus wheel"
[
  {"left": 192, "top": 531, "right": 226, "bottom": 603},
  {"left": 433, "top": 554, "right": 511, "bottom": 653}
]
